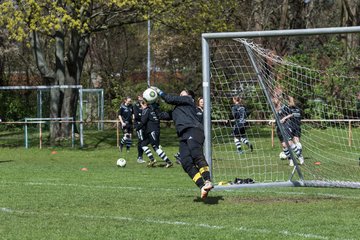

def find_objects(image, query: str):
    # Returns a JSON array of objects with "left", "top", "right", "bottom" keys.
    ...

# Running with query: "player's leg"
[
  {"left": 240, "top": 125, "right": 253, "bottom": 152},
  {"left": 141, "top": 137, "right": 156, "bottom": 167},
  {"left": 174, "top": 152, "right": 181, "bottom": 165},
  {"left": 293, "top": 136, "right": 304, "bottom": 164},
  {"left": 125, "top": 125, "right": 133, "bottom": 152},
  {"left": 119, "top": 128, "right": 127, "bottom": 152},
  {"left": 233, "top": 127, "right": 244, "bottom": 154},
  {"left": 150, "top": 131, "right": 173, "bottom": 168},
  {"left": 277, "top": 126, "right": 294, "bottom": 166},
  {"left": 183, "top": 128, "right": 213, "bottom": 199},
  {"left": 179, "top": 141, "right": 202, "bottom": 184},
  {"left": 281, "top": 141, "right": 292, "bottom": 166},
  {"left": 136, "top": 129, "right": 145, "bottom": 163},
  {"left": 179, "top": 140, "right": 208, "bottom": 197},
  {"left": 293, "top": 124, "right": 302, "bottom": 154},
  {"left": 287, "top": 125, "right": 304, "bottom": 164}
]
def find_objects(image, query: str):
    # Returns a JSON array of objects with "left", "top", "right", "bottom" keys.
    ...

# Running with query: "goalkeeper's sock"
[{"left": 200, "top": 168, "right": 211, "bottom": 182}]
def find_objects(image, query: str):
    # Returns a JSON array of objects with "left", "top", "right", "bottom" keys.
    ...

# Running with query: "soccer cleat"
[
  {"left": 147, "top": 160, "right": 157, "bottom": 167},
  {"left": 298, "top": 155, "right": 305, "bottom": 165},
  {"left": 249, "top": 144, "right": 253, "bottom": 152},
  {"left": 237, "top": 149, "right": 244, "bottom": 154},
  {"left": 289, "top": 159, "right": 294, "bottom": 167},
  {"left": 137, "top": 157, "right": 146, "bottom": 164},
  {"left": 165, "top": 162, "right": 173, "bottom": 168},
  {"left": 200, "top": 180, "right": 214, "bottom": 199}
]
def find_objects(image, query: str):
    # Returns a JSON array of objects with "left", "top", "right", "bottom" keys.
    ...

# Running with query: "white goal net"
[{"left": 202, "top": 27, "right": 360, "bottom": 189}]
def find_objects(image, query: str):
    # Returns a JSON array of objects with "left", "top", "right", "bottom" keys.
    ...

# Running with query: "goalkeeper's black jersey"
[{"left": 161, "top": 93, "right": 203, "bottom": 136}]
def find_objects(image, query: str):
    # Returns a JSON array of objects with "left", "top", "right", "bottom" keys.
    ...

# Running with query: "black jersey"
[
  {"left": 196, "top": 107, "right": 203, "bottom": 123},
  {"left": 231, "top": 104, "right": 247, "bottom": 125},
  {"left": 275, "top": 104, "right": 292, "bottom": 141},
  {"left": 133, "top": 101, "right": 142, "bottom": 127},
  {"left": 137, "top": 105, "right": 160, "bottom": 135},
  {"left": 289, "top": 105, "right": 301, "bottom": 126},
  {"left": 119, "top": 103, "right": 133, "bottom": 124},
  {"left": 161, "top": 93, "right": 203, "bottom": 136},
  {"left": 276, "top": 104, "right": 291, "bottom": 121}
]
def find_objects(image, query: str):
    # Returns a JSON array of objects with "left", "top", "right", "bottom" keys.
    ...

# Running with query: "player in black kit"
[
  {"left": 152, "top": 87, "right": 214, "bottom": 200},
  {"left": 287, "top": 96, "right": 302, "bottom": 155},
  {"left": 118, "top": 97, "right": 133, "bottom": 152},
  {"left": 136, "top": 100, "right": 173, "bottom": 168},
  {"left": 133, "top": 95, "right": 146, "bottom": 163},
  {"left": 231, "top": 96, "right": 253, "bottom": 154},
  {"left": 272, "top": 95, "right": 304, "bottom": 166}
]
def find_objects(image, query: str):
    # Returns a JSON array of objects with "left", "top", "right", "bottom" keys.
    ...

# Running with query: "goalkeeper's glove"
[{"left": 151, "top": 86, "right": 164, "bottom": 96}]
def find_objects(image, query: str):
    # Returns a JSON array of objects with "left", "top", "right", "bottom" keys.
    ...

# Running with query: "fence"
[{"left": 0, "top": 119, "right": 359, "bottom": 149}]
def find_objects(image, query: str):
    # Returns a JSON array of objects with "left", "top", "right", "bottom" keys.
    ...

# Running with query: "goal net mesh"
[{"left": 208, "top": 38, "right": 360, "bottom": 188}]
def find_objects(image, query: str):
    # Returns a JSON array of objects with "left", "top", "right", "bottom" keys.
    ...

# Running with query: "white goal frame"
[{"left": 201, "top": 26, "right": 360, "bottom": 189}]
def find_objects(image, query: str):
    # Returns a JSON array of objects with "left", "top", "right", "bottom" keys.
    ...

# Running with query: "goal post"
[{"left": 202, "top": 26, "right": 360, "bottom": 189}]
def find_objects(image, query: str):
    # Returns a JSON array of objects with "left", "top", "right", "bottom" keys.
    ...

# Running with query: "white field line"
[
  {"left": 1, "top": 180, "right": 360, "bottom": 200},
  {"left": 0, "top": 207, "right": 354, "bottom": 240}
]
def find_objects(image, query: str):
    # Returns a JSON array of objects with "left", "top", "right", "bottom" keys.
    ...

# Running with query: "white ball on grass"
[
  {"left": 279, "top": 151, "right": 287, "bottom": 160},
  {"left": 116, "top": 158, "right": 127, "bottom": 167}
]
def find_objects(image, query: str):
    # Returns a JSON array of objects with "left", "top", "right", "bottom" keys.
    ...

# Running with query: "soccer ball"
[
  {"left": 116, "top": 158, "right": 127, "bottom": 167},
  {"left": 279, "top": 151, "right": 287, "bottom": 160},
  {"left": 143, "top": 88, "right": 158, "bottom": 104}
]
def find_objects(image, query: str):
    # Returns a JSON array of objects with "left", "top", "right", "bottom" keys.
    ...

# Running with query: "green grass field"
[{"left": 1, "top": 127, "right": 360, "bottom": 239}]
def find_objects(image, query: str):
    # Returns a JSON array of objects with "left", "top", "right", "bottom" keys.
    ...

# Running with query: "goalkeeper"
[{"left": 151, "top": 87, "right": 214, "bottom": 200}]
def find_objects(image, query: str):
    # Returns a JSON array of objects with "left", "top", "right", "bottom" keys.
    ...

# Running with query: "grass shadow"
[
  {"left": 193, "top": 195, "right": 225, "bottom": 205},
  {"left": 0, "top": 160, "right": 14, "bottom": 164}
]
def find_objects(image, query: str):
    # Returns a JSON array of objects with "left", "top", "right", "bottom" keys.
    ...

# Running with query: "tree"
[{"left": 0, "top": 0, "right": 175, "bottom": 144}]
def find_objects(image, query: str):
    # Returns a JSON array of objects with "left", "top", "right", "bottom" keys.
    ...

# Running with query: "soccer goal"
[{"left": 202, "top": 26, "right": 360, "bottom": 189}]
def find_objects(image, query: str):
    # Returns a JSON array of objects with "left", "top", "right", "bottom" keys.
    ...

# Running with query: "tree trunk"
[
  {"left": 31, "top": 29, "right": 89, "bottom": 145},
  {"left": 341, "top": 0, "right": 360, "bottom": 58},
  {"left": 61, "top": 30, "right": 89, "bottom": 137}
]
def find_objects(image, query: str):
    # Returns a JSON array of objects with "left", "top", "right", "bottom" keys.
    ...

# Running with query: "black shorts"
[
  {"left": 290, "top": 125, "right": 301, "bottom": 138},
  {"left": 141, "top": 131, "right": 160, "bottom": 148},
  {"left": 276, "top": 124, "right": 293, "bottom": 142},
  {"left": 232, "top": 123, "right": 247, "bottom": 138},
  {"left": 122, "top": 123, "right": 133, "bottom": 135},
  {"left": 179, "top": 128, "right": 205, "bottom": 162}
]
